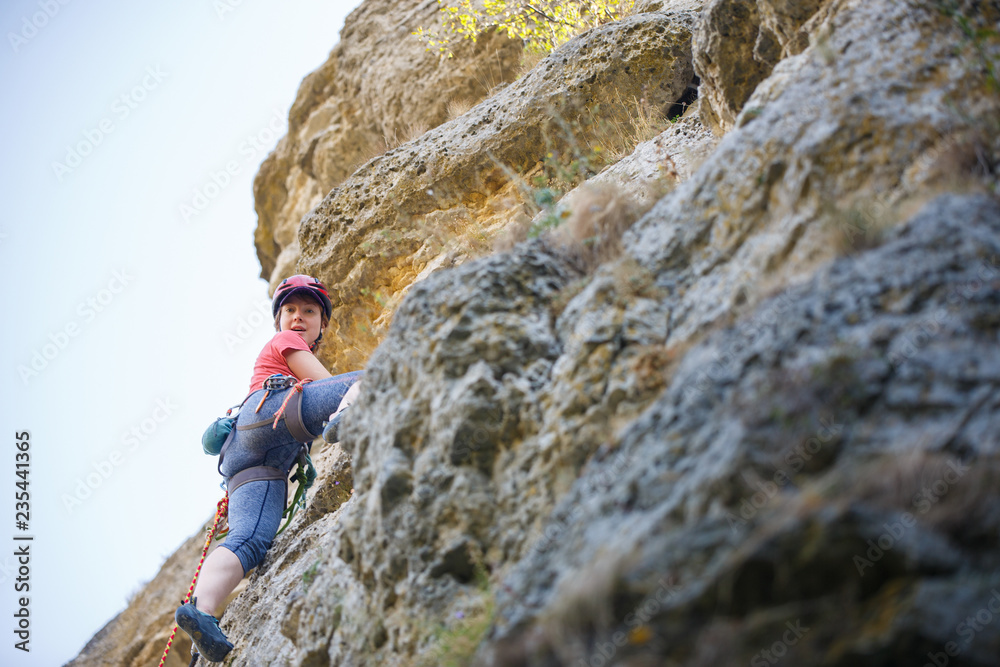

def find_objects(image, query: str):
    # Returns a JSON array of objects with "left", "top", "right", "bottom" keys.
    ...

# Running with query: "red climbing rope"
[
  {"left": 158, "top": 494, "right": 230, "bottom": 667},
  {"left": 271, "top": 378, "right": 313, "bottom": 429}
]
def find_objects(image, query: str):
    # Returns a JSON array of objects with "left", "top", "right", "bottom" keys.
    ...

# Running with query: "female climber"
[{"left": 175, "top": 274, "right": 362, "bottom": 662}]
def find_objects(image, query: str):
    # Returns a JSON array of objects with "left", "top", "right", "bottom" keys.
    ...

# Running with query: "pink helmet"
[{"left": 272, "top": 275, "right": 333, "bottom": 320}]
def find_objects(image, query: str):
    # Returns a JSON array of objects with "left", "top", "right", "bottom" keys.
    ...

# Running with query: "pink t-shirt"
[{"left": 247, "top": 330, "right": 312, "bottom": 395}]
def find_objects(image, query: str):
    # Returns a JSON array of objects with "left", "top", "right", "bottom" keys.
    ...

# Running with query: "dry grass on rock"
[{"left": 549, "top": 182, "right": 649, "bottom": 273}]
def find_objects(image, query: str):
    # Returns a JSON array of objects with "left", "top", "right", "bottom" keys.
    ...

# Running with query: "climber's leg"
[
  {"left": 190, "top": 546, "right": 245, "bottom": 618},
  {"left": 299, "top": 370, "right": 363, "bottom": 434},
  {"left": 217, "top": 478, "right": 287, "bottom": 576}
]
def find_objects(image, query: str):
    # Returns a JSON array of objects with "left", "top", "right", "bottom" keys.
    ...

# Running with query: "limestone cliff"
[
  {"left": 252, "top": 0, "right": 523, "bottom": 291},
  {"left": 70, "top": 0, "right": 1000, "bottom": 665}
]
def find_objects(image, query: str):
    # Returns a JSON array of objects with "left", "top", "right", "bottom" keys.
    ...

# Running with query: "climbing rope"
[
  {"left": 271, "top": 377, "right": 313, "bottom": 429},
  {"left": 158, "top": 494, "right": 230, "bottom": 667}
]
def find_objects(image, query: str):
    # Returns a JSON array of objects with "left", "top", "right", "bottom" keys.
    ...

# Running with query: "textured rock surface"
[
  {"left": 295, "top": 7, "right": 700, "bottom": 372},
  {"left": 554, "top": 108, "right": 717, "bottom": 211},
  {"left": 637, "top": 0, "right": 1000, "bottom": 349},
  {"left": 693, "top": 0, "right": 829, "bottom": 135},
  {"left": 253, "top": 0, "right": 523, "bottom": 282},
  {"left": 483, "top": 193, "right": 1000, "bottom": 665},
  {"left": 71, "top": 0, "right": 1000, "bottom": 665},
  {"left": 281, "top": 1, "right": 997, "bottom": 664}
]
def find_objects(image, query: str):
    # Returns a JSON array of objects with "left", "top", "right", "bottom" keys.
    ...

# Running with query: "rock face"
[
  {"left": 296, "top": 4, "right": 700, "bottom": 372},
  {"left": 693, "top": 0, "right": 831, "bottom": 135},
  {"left": 482, "top": 192, "right": 1000, "bottom": 666},
  {"left": 72, "top": 0, "right": 1000, "bottom": 665},
  {"left": 253, "top": 0, "right": 523, "bottom": 284}
]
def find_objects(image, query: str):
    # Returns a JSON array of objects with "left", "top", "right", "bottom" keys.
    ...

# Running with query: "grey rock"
[
  {"left": 296, "top": 8, "right": 700, "bottom": 372},
  {"left": 484, "top": 193, "right": 1000, "bottom": 666}
]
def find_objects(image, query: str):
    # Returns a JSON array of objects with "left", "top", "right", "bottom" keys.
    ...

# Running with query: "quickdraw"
[
  {"left": 276, "top": 460, "right": 312, "bottom": 536},
  {"left": 253, "top": 374, "right": 296, "bottom": 413},
  {"left": 158, "top": 494, "right": 229, "bottom": 667}
]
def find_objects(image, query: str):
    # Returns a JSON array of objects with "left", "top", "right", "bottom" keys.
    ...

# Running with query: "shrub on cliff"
[{"left": 414, "top": 0, "right": 636, "bottom": 57}]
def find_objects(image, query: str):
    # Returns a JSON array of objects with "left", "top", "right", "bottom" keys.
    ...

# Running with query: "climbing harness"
[
  {"left": 251, "top": 374, "right": 315, "bottom": 434},
  {"left": 214, "top": 445, "right": 316, "bottom": 539},
  {"left": 251, "top": 375, "right": 294, "bottom": 413},
  {"left": 158, "top": 494, "right": 229, "bottom": 667},
  {"left": 204, "top": 373, "right": 312, "bottom": 458},
  {"left": 213, "top": 375, "right": 320, "bottom": 539},
  {"left": 216, "top": 375, "right": 318, "bottom": 477}
]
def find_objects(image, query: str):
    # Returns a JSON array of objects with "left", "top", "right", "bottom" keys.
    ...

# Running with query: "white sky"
[{"left": 0, "top": 1, "right": 362, "bottom": 664}]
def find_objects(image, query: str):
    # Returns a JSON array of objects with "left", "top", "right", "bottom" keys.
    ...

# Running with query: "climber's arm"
[{"left": 285, "top": 349, "right": 333, "bottom": 381}]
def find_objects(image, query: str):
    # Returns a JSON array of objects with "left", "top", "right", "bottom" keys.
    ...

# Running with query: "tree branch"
[{"left": 524, "top": 3, "right": 577, "bottom": 28}]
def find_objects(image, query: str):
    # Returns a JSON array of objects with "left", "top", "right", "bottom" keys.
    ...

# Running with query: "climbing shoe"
[
  {"left": 322, "top": 407, "right": 348, "bottom": 443},
  {"left": 175, "top": 597, "right": 233, "bottom": 662}
]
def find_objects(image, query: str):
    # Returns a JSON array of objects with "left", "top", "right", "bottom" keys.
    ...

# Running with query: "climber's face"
[{"left": 278, "top": 294, "right": 324, "bottom": 346}]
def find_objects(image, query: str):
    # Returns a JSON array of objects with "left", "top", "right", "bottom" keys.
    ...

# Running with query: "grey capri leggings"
[{"left": 219, "top": 371, "right": 361, "bottom": 573}]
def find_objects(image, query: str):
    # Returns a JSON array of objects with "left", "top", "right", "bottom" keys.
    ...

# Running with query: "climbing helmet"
[{"left": 272, "top": 274, "right": 333, "bottom": 320}]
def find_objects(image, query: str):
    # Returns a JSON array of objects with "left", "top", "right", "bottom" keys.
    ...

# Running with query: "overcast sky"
[{"left": 0, "top": 0, "right": 362, "bottom": 663}]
